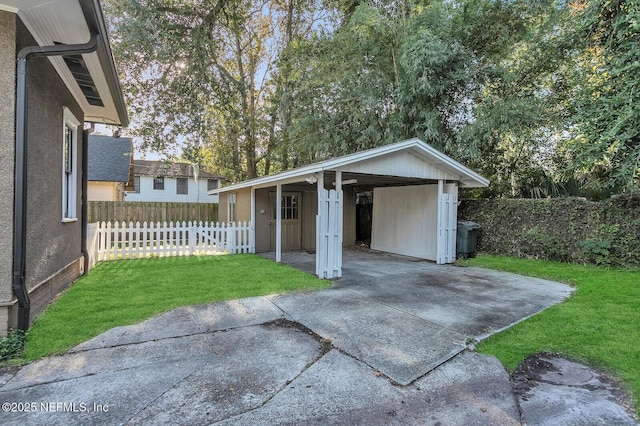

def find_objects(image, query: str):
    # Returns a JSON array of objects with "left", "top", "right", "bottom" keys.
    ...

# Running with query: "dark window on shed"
[
  {"left": 274, "top": 195, "right": 299, "bottom": 220},
  {"left": 153, "top": 176, "right": 164, "bottom": 190},
  {"left": 177, "top": 178, "right": 188, "bottom": 195},
  {"left": 133, "top": 176, "right": 140, "bottom": 193},
  {"left": 207, "top": 179, "right": 219, "bottom": 190}
]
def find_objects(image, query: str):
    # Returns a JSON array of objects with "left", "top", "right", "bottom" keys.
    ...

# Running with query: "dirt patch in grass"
[{"left": 512, "top": 352, "right": 637, "bottom": 418}]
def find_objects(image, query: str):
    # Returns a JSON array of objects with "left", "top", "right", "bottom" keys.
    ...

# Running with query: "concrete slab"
[
  {"left": 265, "top": 249, "right": 573, "bottom": 385},
  {"left": 218, "top": 350, "right": 521, "bottom": 426},
  {"left": 72, "top": 296, "right": 283, "bottom": 352},
  {"left": 269, "top": 289, "right": 467, "bottom": 385},
  {"left": 0, "top": 322, "right": 323, "bottom": 426}
]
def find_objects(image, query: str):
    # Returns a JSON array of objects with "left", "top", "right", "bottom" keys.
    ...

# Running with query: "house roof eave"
[{"left": 1, "top": 0, "right": 128, "bottom": 126}]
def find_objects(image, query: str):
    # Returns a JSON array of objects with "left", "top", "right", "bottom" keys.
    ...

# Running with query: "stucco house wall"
[
  {"left": 0, "top": 11, "right": 17, "bottom": 325},
  {"left": 20, "top": 18, "right": 86, "bottom": 322},
  {"left": 0, "top": 13, "right": 87, "bottom": 330}
]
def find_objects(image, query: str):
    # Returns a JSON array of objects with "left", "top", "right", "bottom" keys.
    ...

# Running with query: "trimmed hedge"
[{"left": 458, "top": 196, "right": 640, "bottom": 267}]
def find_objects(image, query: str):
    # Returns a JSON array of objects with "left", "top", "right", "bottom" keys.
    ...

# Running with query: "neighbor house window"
[
  {"left": 153, "top": 176, "right": 164, "bottom": 190},
  {"left": 176, "top": 177, "right": 188, "bottom": 195},
  {"left": 228, "top": 193, "right": 237, "bottom": 222},
  {"left": 62, "top": 108, "right": 79, "bottom": 221},
  {"left": 133, "top": 176, "right": 140, "bottom": 193},
  {"left": 207, "top": 179, "right": 218, "bottom": 190}
]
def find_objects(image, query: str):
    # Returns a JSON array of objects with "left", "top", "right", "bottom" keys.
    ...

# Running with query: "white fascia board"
[
  {"left": 210, "top": 164, "right": 324, "bottom": 194},
  {"left": 210, "top": 138, "right": 489, "bottom": 194},
  {"left": 0, "top": 4, "right": 19, "bottom": 12}
]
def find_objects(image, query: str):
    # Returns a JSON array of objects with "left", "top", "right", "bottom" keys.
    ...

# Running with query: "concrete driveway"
[{"left": 0, "top": 251, "right": 636, "bottom": 425}]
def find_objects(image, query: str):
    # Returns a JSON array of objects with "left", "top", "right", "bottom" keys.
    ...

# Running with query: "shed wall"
[
  {"left": 371, "top": 185, "right": 438, "bottom": 260},
  {"left": 218, "top": 193, "right": 228, "bottom": 222},
  {"left": 255, "top": 188, "right": 270, "bottom": 252},
  {"left": 236, "top": 188, "right": 252, "bottom": 223}
]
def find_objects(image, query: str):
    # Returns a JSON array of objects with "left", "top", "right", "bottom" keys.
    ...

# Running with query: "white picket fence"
[{"left": 87, "top": 221, "right": 254, "bottom": 263}]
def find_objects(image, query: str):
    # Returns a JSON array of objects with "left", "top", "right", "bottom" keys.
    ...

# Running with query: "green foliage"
[
  {"left": 562, "top": 0, "right": 640, "bottom": 193},
  {"left": 521, "top": 226, "right": 570, "bottom": 261},
  {"left": 0, "top": 330, "right": 26, "bottom": 363},
  {"left": 580, "top": 238, "right": 611, "bottom": 265},
  {"left": 460, "top": 255, "right": 640, "bottom": 411},
  {"left": 459, "top": 196, "right": 640, "bottom": 267}
]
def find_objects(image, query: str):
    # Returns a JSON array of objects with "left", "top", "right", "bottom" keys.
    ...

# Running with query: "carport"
[{"left": 212, "top": 138, "right": 489, "bottom": 278}]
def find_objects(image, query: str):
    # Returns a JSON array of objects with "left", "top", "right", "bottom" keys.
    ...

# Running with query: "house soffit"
[{"left": 2, "top": 0, "right": 127, "bottom": 126}]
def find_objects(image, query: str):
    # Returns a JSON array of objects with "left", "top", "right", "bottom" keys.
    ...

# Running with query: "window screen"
[{"left": 177, "top": 177, "right": 188, "bottom": 194}]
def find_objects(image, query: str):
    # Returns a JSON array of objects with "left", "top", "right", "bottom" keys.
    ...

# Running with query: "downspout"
[{"left": 13, "top": 34, "right": 100, "bottom": 331}]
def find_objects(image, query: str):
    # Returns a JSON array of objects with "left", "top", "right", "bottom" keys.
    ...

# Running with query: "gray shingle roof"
[
  {"left": 88, "top": 135, "right": 133, "bottom": 182},
  {"left": 134, "top": 160, "right": 224, "bottom": 179}
]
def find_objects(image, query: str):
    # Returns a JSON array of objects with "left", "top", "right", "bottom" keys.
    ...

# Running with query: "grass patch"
[
  {"left": 459, "top": 255, "right": 640, "bottom": 407},
  {"left": 22, "top": 254, "right": 330, "bottom": 361}
]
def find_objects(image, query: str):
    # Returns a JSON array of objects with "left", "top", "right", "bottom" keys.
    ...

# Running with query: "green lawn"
[
  {"left": 459, "top": 255, "right": 640, "bottom": 408},
  {"left": 21, "top": 254, "right": 330, "bottom": 361}
]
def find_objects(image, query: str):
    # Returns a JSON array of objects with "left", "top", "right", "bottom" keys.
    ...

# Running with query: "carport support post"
[
  {"left": 315, "top": 172, "right": 324, "bottom": 277},
  {"left": 276, "top": 183, "right": 282, "bottom": 262},
  {"left": 335, "top": 170, "right": 343, "bottom": 277},
  {"left": 250, "top": 187, "right": 255, "bottom": 253},
  {"left": 436, "top": 179, "right": 444, "bottom": 265}
]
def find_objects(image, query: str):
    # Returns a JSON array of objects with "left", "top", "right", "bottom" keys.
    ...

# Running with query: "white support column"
[
  {"left": 276, "top": 183, "right": 282, "bottom": 262},
  {"left": 335, "top": 170, "right": 343, "bottom": 278},
  {"left": 250, "top": 187, "right": 256, "bottom": 253},
  {"left": 436, "top": 179, "right": 444, "bottom": 264},
  {"left": 315, "top": 172, "right": 324, "bottom": 277}
]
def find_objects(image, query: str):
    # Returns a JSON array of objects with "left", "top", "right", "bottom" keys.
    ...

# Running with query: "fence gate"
[{"left": 316, "top": 188, "right": 342, "bottom": 279}]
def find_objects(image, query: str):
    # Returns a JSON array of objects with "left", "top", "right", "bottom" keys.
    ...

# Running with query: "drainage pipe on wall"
[{"left": 13, "top": 34, "right": 100, "bottom": 331}]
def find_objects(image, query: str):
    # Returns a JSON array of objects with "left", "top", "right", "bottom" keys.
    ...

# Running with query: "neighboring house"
[
  {"left": 211, "top": 138, "right": 489, "bottom": 279},
  {"left": 125, "top": 160, "right": 224, "bottom": 204},
  {"left": 0, "top": 0, "right": 128, "bottom": 333},
  {"left": 87, "top": 134, "right": 134, "bottom": 201}
]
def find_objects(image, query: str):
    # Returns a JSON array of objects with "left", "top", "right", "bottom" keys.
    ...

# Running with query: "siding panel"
[{"left": 371, "top": 185, "right": 438, "bottom": 260}]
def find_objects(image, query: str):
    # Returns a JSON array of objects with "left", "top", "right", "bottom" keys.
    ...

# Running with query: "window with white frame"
[
  {"left": 153, "top": 176, "right": 164, "bottom": 190},
  {"left": 176, "top": 177, "right": 188, "bottom": 194},
  {"left": 228, "top": 193, "right": 237, "bottom": 222},
  {"left": 62, "top": 108, "right": 79, "bottom": 221},
  {"left": 133, "top": 176, "right": 140, "bottom": 193},
  {"left": 207, "top": 179, "right": 218, "bottom": 190}
]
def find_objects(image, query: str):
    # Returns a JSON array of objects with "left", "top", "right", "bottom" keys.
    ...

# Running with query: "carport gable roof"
[{"left": 211, "top": 138, "right": 489, "bottom": 193}]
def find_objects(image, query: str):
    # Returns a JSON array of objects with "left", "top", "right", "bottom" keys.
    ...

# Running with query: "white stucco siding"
[
  {"left": 371, "top": 185, "right": 438, "bottom": 261},
  {"left": 125, "top": 176, "right": 220, "bottom": 203},
  {"left": 338, "top": 151, "right": 460, "bottom": 181}
]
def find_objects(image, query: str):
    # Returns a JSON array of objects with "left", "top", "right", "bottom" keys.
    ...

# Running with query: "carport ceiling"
[{"left": 280, "top": 171, "right": 444, "bottom": 192}]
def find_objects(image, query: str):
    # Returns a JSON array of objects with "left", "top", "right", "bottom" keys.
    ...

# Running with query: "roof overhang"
[
  {"left": 1, "top": 0, "right": 128, "bottom": 126},
  {"left": 210, "top": 138, "right": 489, "bottom": 194}
]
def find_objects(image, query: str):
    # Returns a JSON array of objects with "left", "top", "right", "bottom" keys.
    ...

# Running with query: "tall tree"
[
  {"left": 105, "top": 0, "right": 330, "bottom": 181},
  {"left": 562, "top": 0, "right": 640, "bottom": 193}
]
